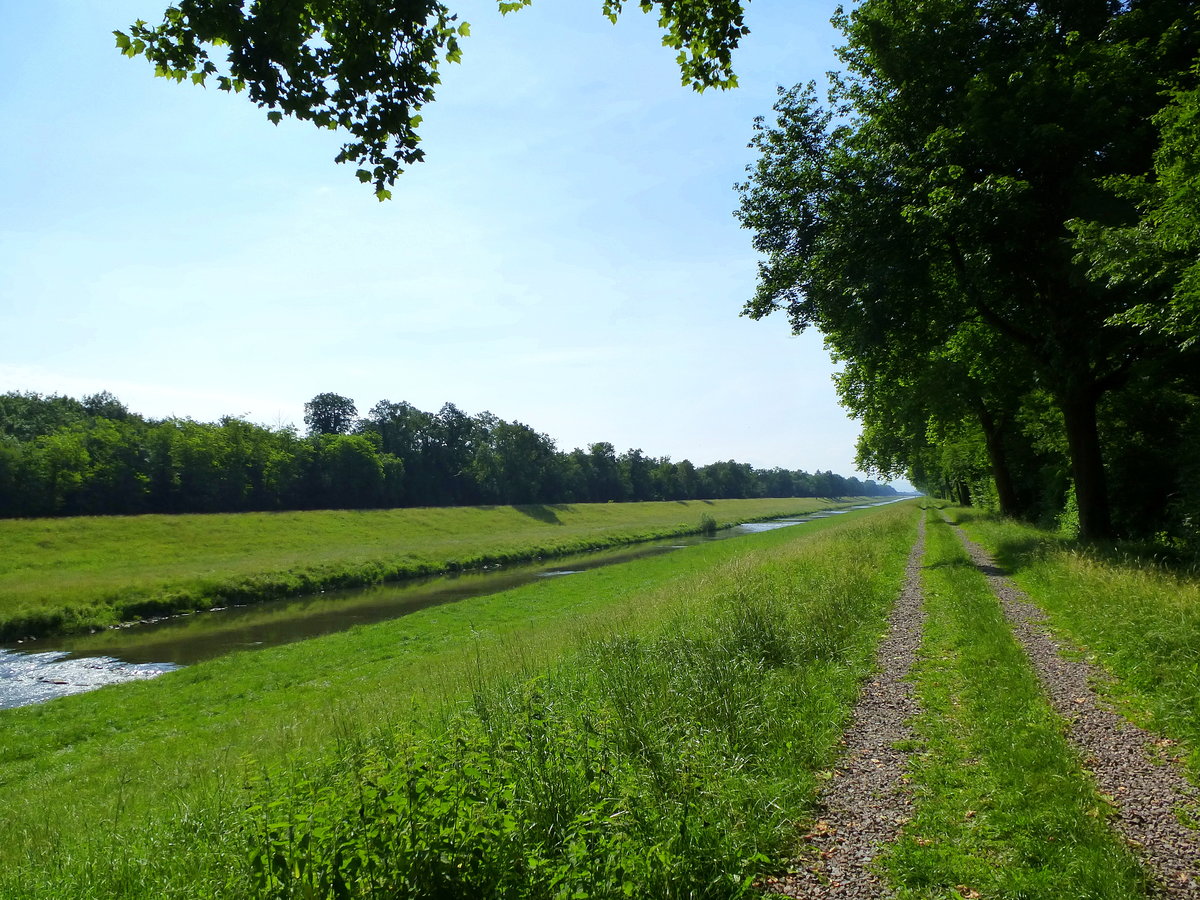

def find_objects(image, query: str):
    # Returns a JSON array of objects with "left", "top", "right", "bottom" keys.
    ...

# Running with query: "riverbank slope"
[{"left": 0, "top": 496, "right": 881, "bottom": 640}]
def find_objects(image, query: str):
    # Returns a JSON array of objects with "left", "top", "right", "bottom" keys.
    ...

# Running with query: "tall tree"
[
  {"left": 619, "top": 448, "right": 654, "bottom": 501},
  {"left": 303, "top": 392, "right": 359, "bottom": 437},
  {"left": 835, "top": 322, "right": 1038, "bottom": 517},
  {"left": 738, "top": 0, "right": 1199, "bottom": 538},
  {"left": 586, "top": 441, "right": 624, "bottom": 502},
  {"left": 472, "top": 419, "right": 559, "bottom": 504},
  {"left": 424, "top": 403, "right": 485, "bottom": 504}
]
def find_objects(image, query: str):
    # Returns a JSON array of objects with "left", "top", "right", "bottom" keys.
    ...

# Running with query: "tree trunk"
[
  {"left": 956, "top": 480, "right": 972, "bottom": 506},
  {"left": 1059, "top": 381, "right": 1112, "bottom": 540},
  {"left": 977, "top": 407, "right": 1020, "bottom": 518}
]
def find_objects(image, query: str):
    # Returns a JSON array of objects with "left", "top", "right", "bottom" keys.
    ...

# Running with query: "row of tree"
[
  {"left": 0, "top": 390, "right": 895, "bottom": 518},
  {"left": 737, "top": 0, "right": 1199, "bottom": 544}
]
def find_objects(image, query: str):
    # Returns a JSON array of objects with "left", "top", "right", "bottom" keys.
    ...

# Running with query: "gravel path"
[
  {"left": 949, "top": 522, "right": 1200, "bottom": 897},
  {"left": 762, "top": 517, "right": 926, "bottom": 899}
]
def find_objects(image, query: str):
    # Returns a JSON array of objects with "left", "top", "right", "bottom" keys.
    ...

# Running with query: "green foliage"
[
  {"left": 1152, "top": 79, "right": 1200, "bottom": 340},
  {"left": 117, "top": 0, "right": 466, "bottom": 198},
  {"left": 0, "top": 390, "right": 897, "bottom": 520},
  {"left": 1056, "top": 484, "right": 1080, "bottom": 538},
  {"left": 1072, "top": 30, "right": 1200, "bottom": 351},
  {"left": 245, "top": 681, "right": 768, "bottom": 899},
  {"left": 118, "top": 0, "right": 749, "bottom": 196},
  {"left": 737, "top": 0, "right": 1199, "bottom": 540},
  {"left": 0, "top": 391, "right": 88, "bottom": 442},
  {"left": 303, "top": 392, "right": 358, "bottom": 437}
]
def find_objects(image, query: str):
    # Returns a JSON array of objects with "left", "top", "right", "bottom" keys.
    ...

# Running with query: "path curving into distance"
[
  {"left": 764, "top": 516, "right": 926, "bottom": 899},
  {"left": 949, "top": 522, "right": 1200, "bottom": 897}
]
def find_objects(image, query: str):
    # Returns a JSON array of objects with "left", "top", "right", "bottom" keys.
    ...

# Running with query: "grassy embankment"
[
  {"left": 0, "top": 502, "right": 918, "bottom": 899},
  {"left": 882, "top": 508, "right": 1147, "bottom": 898},
  {"left": 952, "top": 506, "right": 1200, "bottom": 778},
  {"left": 0, "top": 496, "right": 878, "bottom": 640}
]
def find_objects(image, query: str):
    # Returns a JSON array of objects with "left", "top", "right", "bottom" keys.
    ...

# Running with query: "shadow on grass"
[
  {"left": 512, "top": 504, "right": 571, "bottom": 525},
  {"left": 921, "top": 559, "right": 978, "bottom": 572},
  {"left": 987, "top": 535, "right": 1048, "bottom": 573},
  {"left": 1080, "top": 538, "right": 1200, "bottom": 577},
  {"left": 958, "top": 509, "right": 1200, "bottom": 578}
]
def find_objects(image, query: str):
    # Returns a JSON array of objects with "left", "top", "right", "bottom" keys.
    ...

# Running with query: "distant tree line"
[{"left": 0, "top": 391, "right": 896, "bottom": 518}]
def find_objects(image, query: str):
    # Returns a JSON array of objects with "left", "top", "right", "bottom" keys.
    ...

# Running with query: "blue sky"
[{"left": 0, "top": 1, "right": 904, "bottom": 485}]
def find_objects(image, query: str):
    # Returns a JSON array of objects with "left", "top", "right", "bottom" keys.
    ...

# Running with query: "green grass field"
[
  {"left": 0, "top": 501, "right": 919, "bottom": 899},
  {"left": 0, "top": 497, "right": 877, "bottom": 640},
  {"left": 8, "top": 499, "right": 1195, "bottom": 898}
]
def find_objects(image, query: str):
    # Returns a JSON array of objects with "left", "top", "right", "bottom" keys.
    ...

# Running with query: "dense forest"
[
  {"left": 737, "top": 0, "right": 1199, "bottom": 546},
  {"left": 0, "top": 390, "right": 895, "bottom": 518}
]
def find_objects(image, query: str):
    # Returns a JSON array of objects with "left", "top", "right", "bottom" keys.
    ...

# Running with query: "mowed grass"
[
  {"left": 0, "top": 497, "right": 873, "bottom": 640},
  {"left": 883, "top": 509, "right": 1146, "bottom": 898},
  {"left": 0, "top": 503, "right": 918, "bottom": 899},
  {"left": 954, "top": 507, "right": 1200, "bottom": 779}
]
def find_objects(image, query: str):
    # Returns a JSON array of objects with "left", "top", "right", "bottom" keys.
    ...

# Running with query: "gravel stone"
[
  {"left": 950, "top": 522, "right": 1200, "bottom": 897},
  {"left": 763, "top": 518, "right": 926, "bottom": 899}
]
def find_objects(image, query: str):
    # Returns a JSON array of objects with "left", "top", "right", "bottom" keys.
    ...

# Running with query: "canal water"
[{"left": 0, "top": 500, "right": 903, "bottom": 708}]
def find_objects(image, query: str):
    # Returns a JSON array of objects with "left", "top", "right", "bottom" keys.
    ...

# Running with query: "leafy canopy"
[{"left": 117, "top": 0, "right": 749, "bottom": 199}]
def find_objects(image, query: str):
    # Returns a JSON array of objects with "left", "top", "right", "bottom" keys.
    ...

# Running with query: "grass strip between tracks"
[
  {"left": 953, "top": 507, "right": 1200, "bottom": 780},
  {"left": 880, "top": 509, "right": 1146, "bottom": 899},
  {"left": 0, "top": 503, "right": 916, "bottom": 899}
]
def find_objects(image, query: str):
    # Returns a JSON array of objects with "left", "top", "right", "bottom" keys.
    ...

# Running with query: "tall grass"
[
  {"left": 0, "top": 504, "right": 919, "bottom": 899},
  {"left": 241, "top": 517, "right": 912, "bottom": 899},
  {"left": 0, "top": 497, "right": 872, "bottom": 640},
  {"left": 956, "top": 509, "right": 1200, "bottom": 776}
]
